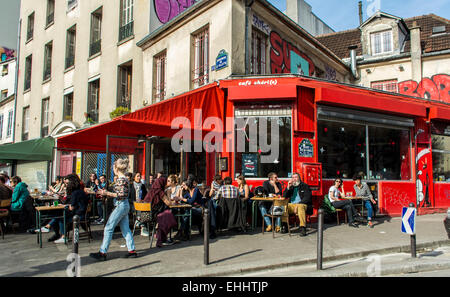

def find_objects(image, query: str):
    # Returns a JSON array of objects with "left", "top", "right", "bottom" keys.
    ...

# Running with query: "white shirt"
[{"left": 328, "top": 186, "right": 342, "bottom": 202}]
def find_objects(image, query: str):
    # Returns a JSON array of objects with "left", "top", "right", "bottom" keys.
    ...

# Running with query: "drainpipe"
[
  {"left": 349, "top": 45, "right": 359, "bottom": 80},
  {"left": 245, "top": 0, "right": 255, "bottom": 75},
  {"left": 12, "top": 17, "right": 22, "bottom": 144}
]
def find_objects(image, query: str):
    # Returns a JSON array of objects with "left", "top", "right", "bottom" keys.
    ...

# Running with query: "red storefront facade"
[{"left": 57, "top": 76, "right": 450, "bottom": 217}]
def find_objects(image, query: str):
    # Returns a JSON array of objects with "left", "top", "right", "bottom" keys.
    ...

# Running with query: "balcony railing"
[
  {"left": 89, "top": 39, "right": 101, "bottom": 57},
  {"left": 119, "top": 21, "right": 134, "bottom": 42}
]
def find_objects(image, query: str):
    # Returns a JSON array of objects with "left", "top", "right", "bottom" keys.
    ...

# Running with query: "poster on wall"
[
  {"left": 242, "top": 154, "right": 258, "bottom": 177},
  {"left": 299, "top": 139, "right": 314, "bottom": 158}
]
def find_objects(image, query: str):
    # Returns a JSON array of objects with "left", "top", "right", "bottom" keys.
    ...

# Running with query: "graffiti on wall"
[
  {"left": 398, "top": 74, "right": 450, "bottom": 103},
  {"left": 416, "top": 148, "right": 432, "bottom": 208},
  {"left": 269, "top": 31, "right": 315, "bottom": 76},
  {"left": 0, "top": 46, "right": 15, "bottom": 62},
  {"left": 153, "top": 0, "right": 197, "bottom": 24}
]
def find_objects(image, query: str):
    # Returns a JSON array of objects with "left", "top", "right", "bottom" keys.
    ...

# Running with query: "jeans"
[
  {"left": 364, "top": 200, "right": 373, "bottom": 220},
  {"left": 96, "top": 201, "right": 104, "bottom": 219},
  {"left": 259, "top": 203, "right": 281, "bottom": 228},
  {"left": 100, "top": 199, "right": 135, "bottom": 253},
  {"left": 331, "top": 200, "right": 357, "bottom": 223}
]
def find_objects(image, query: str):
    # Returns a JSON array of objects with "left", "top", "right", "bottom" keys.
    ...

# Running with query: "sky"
[
  {"left": 0, "top": 0, "right": 20, "bottom": 49},
  {"left": 268, "top": 0, "right": 450, "bottom": 32}
]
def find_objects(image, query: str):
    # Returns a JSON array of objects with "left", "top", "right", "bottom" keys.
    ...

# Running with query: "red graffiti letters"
[
  {"left": 154, "top": 0, "right": 196, "bottom": 24},
  {"left": 398, "top": 74, "right": 450, "bottom": 103},
  {"left": 269, "top": 31, "right": 315, "bottom": 76}
]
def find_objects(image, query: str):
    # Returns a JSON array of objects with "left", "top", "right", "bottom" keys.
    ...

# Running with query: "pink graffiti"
[
  {"left": 398, "top": 74, "right": 450, "bottom": 103},
  {"left": 154, "top": 0, "right": 196, "bottom": 24}
]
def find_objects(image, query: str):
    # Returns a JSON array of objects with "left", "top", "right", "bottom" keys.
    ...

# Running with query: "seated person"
[
  {"left": 353, "top": 175, "right": 376, "bottom": 228},
  {"left": 179, "top": 179, "right": 217, "bottom": 239},
  {"left": 236, "top": 175, "right": 251, "bottom": 202},
  {"left": 260, "top": 172, "right": 282, "bottom": 233},
  {"left": 0, "top": 175, "right": 12, "bottom": 201},
  {"left": 283, "top": 173, "right": 312, "bottom": 237},
  {"left": 328, "top": 178, "right": 359, "bottom": 228},
  {"left": 10, "top": 176, "right": 29, "bottom": 213},
  {"left": 216, "top": 177, "right": 239, "bottom": 199}
]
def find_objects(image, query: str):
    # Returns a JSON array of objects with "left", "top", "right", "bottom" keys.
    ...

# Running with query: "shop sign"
[
  {"left": 237, "top": 79, "right": 278, "bottom": 87},
  {"left": 212, "top": 50, "right": 228, "bottom": 72},
  {"left": 299, "top": 139, "right": 314, "bottom": 158},
  {"left": 242, "top": 154, "right": 258, "bottom": 177}
]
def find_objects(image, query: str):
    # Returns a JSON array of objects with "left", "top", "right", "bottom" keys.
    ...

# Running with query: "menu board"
[
  {"left": 242, "top": 154, "right": 258, "bottom": 177},
  {"left": 299, "top": 139, "right": 314, "bottom": 158}
]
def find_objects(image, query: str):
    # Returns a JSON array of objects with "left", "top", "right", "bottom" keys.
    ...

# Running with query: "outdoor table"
[
  {"left": 342, "top": 196, "right": 366, "bottom": 217},
  {"left": 169, "top": 203, "right": 192, "bottom": 239},
  {"left": 35, "top": 205, "right": 67, "bottom": 248},
  {"left": 30, "top": 194, "right": 60, "bottom": 207},
  {"left": 250, "top": 196, "right": 286, "bottom": 230}
]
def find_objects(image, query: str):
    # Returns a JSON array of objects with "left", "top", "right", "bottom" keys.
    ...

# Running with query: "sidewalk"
[{"left": 0, "top": 213, "right": 448, "bottom": 277}]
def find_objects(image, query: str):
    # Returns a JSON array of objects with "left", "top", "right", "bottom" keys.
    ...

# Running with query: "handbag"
[
  {"left": 139, "top": 211, "right": 152, "bottom": 223},
  {"left": 270, "top": 205, "right": 284, "bottom": 216}
]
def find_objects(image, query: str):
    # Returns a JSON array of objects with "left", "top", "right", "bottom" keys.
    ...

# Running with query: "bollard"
[
  {"left": 409, "top": 203, "right": 417, "bottom": 258},
  {"left": 317, "top": 208, "right": 324, "bottom": 270},
  {"left": 204, "top": 208, "right": 210, "bottom": 265},
  {"left": 72, "top": 215, "right": 80, "bottom": 277}
]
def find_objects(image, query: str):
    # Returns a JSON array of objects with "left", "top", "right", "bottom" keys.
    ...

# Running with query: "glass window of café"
[
  {"left": 318, "top": 107, "right": 412, "bottom": 181},
  {"left": 431, "top": 122, "right": 450, "bottom": 182},
  {"left": 234, "top": 104, "right": 292, "bottom": 178}
]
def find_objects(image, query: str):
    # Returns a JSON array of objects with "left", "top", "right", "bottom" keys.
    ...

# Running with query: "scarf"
[{"left": 144, "top": 177, "right": 167, "bottom": 205}]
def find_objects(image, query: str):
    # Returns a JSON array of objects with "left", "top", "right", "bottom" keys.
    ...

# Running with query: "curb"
[{"left": 187, "top": 239, "right": 450, "bottom": 277}]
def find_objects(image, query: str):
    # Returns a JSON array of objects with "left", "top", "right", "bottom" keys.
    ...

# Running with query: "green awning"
[{"left": 0, "top": 137, "right": 55, "bottom": 162}]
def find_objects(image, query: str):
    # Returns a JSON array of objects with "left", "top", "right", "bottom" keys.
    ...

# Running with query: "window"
[
  {"left": 67, "top": 0, "right": 77, "bottom": 11},
  {"left": 41, "top": 98, "right": 50, "bottom": 137},
  {"left": 65, "top": 26, "right": 76, "bottom": 69},
  {"left": 27, "top": 12, "right": 35, "bottom": 41},
  {"left": 234, "top": 104, "right": 292, "bottom": 178},
  {"left": 63, "top": 92, "right": 73, "bottom": 121},
  {"left": 90, "top": 8, "right": 102, "bottom": 57},
  {"left": 1, "top": 90, "right": 7, "bottom": 100},
  {"left": 2, "top": 64, "right": 8, "bottom": 76},
  {"left": 119, "top": 0, "right": 134, "bottom": 41},
  {"left": 43, "top": 41, "right": 53, "bottom": 81},
  {"left": 118, "top": 63, "right": 132, "bottom": 109},
  {"left": 192, "top": 27, "right": 209, "bottom": 88},
  {"left": 87, "top": 79, "right": 100, "bottom": 123},
  {"left": 251, "top": 28, "right": 267, "bottom": 75},
  {"left": 0, "top": 114, "right": 3, "bottom": 140},
  {"left": 432, "top": 134, "right": 450, "bottom": 182},
  {"left": 153, "top": 51, "right": 166, "bottom": 102},
  {"left": 22, "top": 107, "right": 30, "bottom": 141},
  {"left": 7, "top": 110, "right": 13, "bottom": 138},
  {"left": 318, "top": 120, "right": 411, "bottom": 181},
  {"left": 371, "top": 30, "right": 393, "bottom": 55},
  {"left": 371, "top": 79, "right": 398, "bottom": 93},
  {"left": 46, "top": 0, "right": 55, "bottom": 26},
  {"left": 24, "top": 55, "right": 32, "bottom": 91}
]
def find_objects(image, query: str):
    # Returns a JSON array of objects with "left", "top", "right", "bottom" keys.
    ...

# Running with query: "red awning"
[
  {"left": 57, "top": 83, "right": 225, "bottom": 153},
  {"left": 430, "top": 106, "right": 450, "bottom": 121}
]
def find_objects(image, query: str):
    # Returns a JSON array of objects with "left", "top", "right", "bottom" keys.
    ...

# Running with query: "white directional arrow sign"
[{"left": 401, "top": 207, "right": 416, "bottom": 235}]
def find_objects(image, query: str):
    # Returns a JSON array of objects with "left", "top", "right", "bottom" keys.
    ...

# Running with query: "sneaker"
[
  {"left": 40, "top": 227, "right": 50, "bottom": 233},
  {"left": 124, "top": 250, "right": 138, "bottom": 258},
  {"left": 54, "top": 237, "right": 65, "bottom": 244},
  {"left": 90, "top": 252, "right": 107, "bottom": 261},
  {"left": 349, "top": 222, "right": 359, "bottom": 228},
  {"left": 367, "top": 221, "right": 374, "bottom": 228},
  {"left": 162, "top": 239, "right": 175, "bottom": 246},
  {"left": 299, "top": 227, "right": 307, "bottom": 237},
  {"left": 141, "top": 228, "right": 149, "bottom": 237},
  {"left": 265, "top": 225, "right": 272, "bottom": 232}
]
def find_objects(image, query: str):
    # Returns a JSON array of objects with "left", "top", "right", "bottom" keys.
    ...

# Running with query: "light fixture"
[
  {"left": 366, "top": 69, "right": 372, "bottom": 74},
  {"left": 399, "top": 65, "right": 405, "bottom": 71}
]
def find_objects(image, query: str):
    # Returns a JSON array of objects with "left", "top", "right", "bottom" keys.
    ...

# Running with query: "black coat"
[
  {"left": 129, "top": 182, "right": 148, "bottom": 202},
  {"left": 283, "top": 182, "right": 312, "bottom": 207}
]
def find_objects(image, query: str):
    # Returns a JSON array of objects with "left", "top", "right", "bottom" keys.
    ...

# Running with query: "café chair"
[
  {"left": 0, "top": 209, "right": 9, "bottom": 239},
  {"left": 262, "top": 198, "right": 290, "bottom": 238},
  {"left": 132, "top": 202, "right": 157, "bottom": 248},
  {"left": 321, "top": 195, "right": 347, "bottom": 225},
  {"left": 65, "top": 202, "right": 93, "bottom": 243}
]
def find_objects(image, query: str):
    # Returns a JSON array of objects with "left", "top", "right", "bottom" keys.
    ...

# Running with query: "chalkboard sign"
[
  {"left": 299, "top": 139, "right": 314, "bottom": 158},
  {"left": 242, "top": 154, "right": 258, "bottom": 177}
]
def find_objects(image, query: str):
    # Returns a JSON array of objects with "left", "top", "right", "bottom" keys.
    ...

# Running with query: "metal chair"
[
  {"left": 262, "top": 199, "right": 291, "bottom": 238},
  {"left": 133, "top": 202, "right": 157, "bottom": 248},
  {"left": 321, "top": 195, "right": 347, "bottom": 225}
]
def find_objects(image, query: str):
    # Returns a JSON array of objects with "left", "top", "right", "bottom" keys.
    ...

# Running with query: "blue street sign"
[{"left": 401, "top": 207, "right": 416, "bottom": 235}]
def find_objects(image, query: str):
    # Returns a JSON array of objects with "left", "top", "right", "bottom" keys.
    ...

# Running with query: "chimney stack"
[{"left": 359, "top": 1, "right": 363, "bottom": 25}]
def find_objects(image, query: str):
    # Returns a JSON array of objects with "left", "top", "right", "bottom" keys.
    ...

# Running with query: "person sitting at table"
[
  {"left": 353, "top": 175, "right": 376, "bottom": 228},
  {"left": 328, "top": 178, "right": 359, "bottom": 228},
  {"left": 0, "top": 175, "right": 12, "bottom": 201},
  {"left": 259, "top": 172, "right": 282, "bottom": 233},
  {"left": 208, "top": 175, "right": 223, "bottom": 201},
  {"left": 166, "top": 174, "right": 182, "bottom": 202},
  {"left": 84, "top": 173, "right": 98, "bottom": 192},
  {"left": 143, "top": 176, "right": 177, "bottom": 246},
  {"left": 216, "top": 177, "right": 239, "bottom": 199},
  {"left": 90, "top": 159, "right": 138, "bottom": 260},
  {"left": 92, "top": 175, "right": 109, "bottom": 225},
  {"left": 283, "top": 173, "right": 312, "bottom": 237},
  {"left": 179, "top": 178, "right": 217, "bottom": 240},
  {"left": 50, "top": 175, "right": 89, "bottom": 244}
]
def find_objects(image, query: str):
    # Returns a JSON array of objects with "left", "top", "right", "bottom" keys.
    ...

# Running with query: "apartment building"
[
  {"left": 11, "top": 0, "right": 149, "bottom": 185},
  {"left": 0, "top": 58, "right": 16, "bottom": 146}
]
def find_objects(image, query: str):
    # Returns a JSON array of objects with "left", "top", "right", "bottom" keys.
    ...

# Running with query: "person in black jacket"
[
  {"left": 259, "top": 172, "right": 283, "bottom": 232},
  {"left": 283, "top": 173, "right": 312, "bottom": 237}
]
